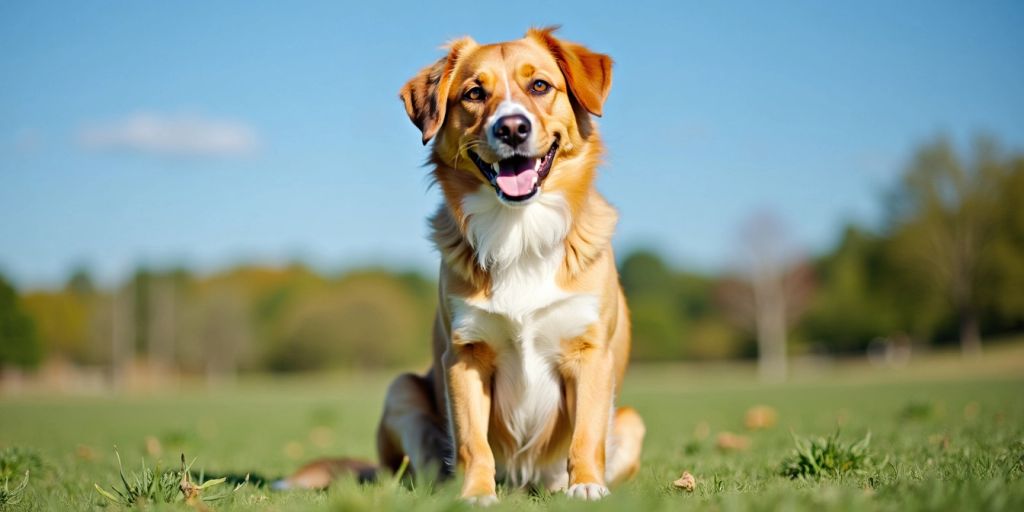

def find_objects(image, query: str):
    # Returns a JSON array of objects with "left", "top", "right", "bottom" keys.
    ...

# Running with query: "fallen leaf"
[
  {"left": 145, "top": 435, "right": 163, "bottom": 456},
  {"left": 179, "top": 454, "right": 211, "bottom": 512},
  {"left": 673, "top": 471, "right": 696, "bottom": 492},
  {"left": 76, "top": 444, "right": 97, "bottom": 461},
  {"left": 836, "top": 408, "right": 850, "bottom": 426},
  {"left": 309, "top": 426, "right": 334, "bottom": 448},
  {"left": 284, "top": 441, "right": 305, "bottom": 460},
  {"left": 744, "top": 405, "right": 778, "bottom": 430},
  {"left": 716, "top": 432, "right": 751, "bottom": 451},
  {"left": 963, "top": 402, "right": 980, "bottom": 420},
  {"left": 928, "top": 433, "right": 951, "bottom": 450}
]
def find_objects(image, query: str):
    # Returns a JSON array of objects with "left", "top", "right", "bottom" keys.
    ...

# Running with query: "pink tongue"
[
  {"left": 496, "top": 169, "right": 538, "bottom": 196},
  {"left": 495, "top": 157, "right": 539, "bottom": 197}
]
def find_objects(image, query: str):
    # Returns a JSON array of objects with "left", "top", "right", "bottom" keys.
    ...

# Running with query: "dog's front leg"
[
  {"left": 561, "top": 335, "right": 614, "bottom": 500},
  {"left": 443, "top": 341, "right": 498, "bottom": 505}
]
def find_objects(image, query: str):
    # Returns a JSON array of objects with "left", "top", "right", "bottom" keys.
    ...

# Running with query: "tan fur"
[{"left": 378, "top": 28, "right": 644, "bottom": 502}]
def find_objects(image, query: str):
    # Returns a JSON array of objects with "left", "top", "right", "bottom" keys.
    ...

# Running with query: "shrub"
[{"left": 780, "top": 431, "right": 874, "bottom": 479}]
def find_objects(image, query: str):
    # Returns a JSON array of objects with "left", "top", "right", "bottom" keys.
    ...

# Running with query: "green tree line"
[{"left": 2, "top": 136, "right": 1022, "bottom": 374}]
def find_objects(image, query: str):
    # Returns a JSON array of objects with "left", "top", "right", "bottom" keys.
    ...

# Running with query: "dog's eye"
[
  {"left": 530, "top": 79, "right": 551, "bottom": 94},
  {"left": 463, "top": 86, "right": 485, "bottom": 102}
]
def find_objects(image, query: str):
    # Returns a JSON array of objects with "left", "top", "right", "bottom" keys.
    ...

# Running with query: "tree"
[
  {"left": 718, "top": 213, "right": 814, "bottom": 381},
  {"left": 620, "top": 250, "right": 687, "bottom": 360},
  {"left": 146, "top": 276, "right": 178, "bottom": 372},
  {"left": 800, "top": 225, "right": 901, "bottom": 353},
  {"left": 887, "top": 136, "right": 1005, "bottom": 355},
  {"left": 0, "top": 275, "right": 42, "bottom": 370},
  {"left": 984, "top": 156, "right": 1024, "bottom": 330},
  {"left": 20, "top": 291, "right": 92, "bottom": 362},
  {"left": 65, "top": 267, "right": 96, "bottom": 297}
]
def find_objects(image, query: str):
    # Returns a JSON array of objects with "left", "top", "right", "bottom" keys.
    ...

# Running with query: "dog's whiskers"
[{"left": 454, "top": 137, "right": 484, "bottom": 172}]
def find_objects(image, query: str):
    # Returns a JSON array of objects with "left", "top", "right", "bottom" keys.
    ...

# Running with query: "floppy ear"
[
  {"left": 528, "top": 27, "right": 613, "bottom": 116},
  {"left": 400, "top": 37, "right": 476, "bottom": 145}
]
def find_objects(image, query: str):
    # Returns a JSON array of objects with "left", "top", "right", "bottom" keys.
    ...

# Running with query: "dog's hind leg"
[
  {"left": 377, "top": 372, "right": 451, "bottom": 481},
  {"left": 604, "top": 406, "right": 645, "bottom": 486}
]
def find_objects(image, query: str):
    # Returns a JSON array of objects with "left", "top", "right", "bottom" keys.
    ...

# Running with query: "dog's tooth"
[{"left": 492, "top": 162, "right": 500, "bottom": 173}]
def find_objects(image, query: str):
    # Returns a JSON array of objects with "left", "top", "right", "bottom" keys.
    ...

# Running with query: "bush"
[
  {"left": 0, "top": 276, "right": 42, "bottom": 369},
  {"left": 780, "top": 431, "right": 874, "bottom": 479}
]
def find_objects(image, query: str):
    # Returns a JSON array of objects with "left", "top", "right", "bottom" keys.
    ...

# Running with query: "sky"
[{"left": 1, "top": 1, "right": 1023, "bottom": 288}]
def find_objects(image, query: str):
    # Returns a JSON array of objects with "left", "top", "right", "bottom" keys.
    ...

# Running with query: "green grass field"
[{"left": 2, "top": 345, "right": 1023, "bottom": 511}]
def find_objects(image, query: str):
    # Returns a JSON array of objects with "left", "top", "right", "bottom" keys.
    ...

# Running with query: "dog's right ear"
[{"left": 400, "top": 37, "right": 476, "bottom": 145}]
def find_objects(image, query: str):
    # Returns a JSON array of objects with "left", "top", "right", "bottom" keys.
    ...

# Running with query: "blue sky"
[{"left": 2, "top": 1, "right": 1022, "bottom": 288}]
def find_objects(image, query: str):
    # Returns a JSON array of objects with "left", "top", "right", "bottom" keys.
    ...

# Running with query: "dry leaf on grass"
[
  {"left": 283, "top": 441, "right": 305, "bottom": 460},
  {"left": 716, "top": 432, "right": 751, "bottom": 451},
  {"left": 308, "top": 426, "right": 334, "bottom": 448},
  {"left": 75, "top": 444, "right": 97, "bottom": 461},
  {"left": 673, "top": 471, "right": 696, "bottom": 492},
  {"left": 744, "top": 405, "right": 778, "bottom": 430},
  {"left": 145, "top": 435, "right": 163, "bottom": 456},
  {"left": 928, "top": 433, "right": 951, "bottom": 450},
  {"left": 963, "top": 402, "right": 980, "bottom": 420}
]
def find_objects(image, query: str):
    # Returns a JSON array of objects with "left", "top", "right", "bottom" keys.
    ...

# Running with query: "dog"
[{"left": 375, "top": 27, "right": 644, "bottom": 503}]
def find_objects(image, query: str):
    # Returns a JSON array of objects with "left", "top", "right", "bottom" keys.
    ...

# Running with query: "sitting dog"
[{"left": 376, "top": 27, "right": 644, "bottom": 503}]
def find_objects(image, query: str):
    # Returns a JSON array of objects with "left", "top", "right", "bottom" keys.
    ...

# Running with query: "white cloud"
[{"left": 78, "top": 112, "right": 259, "bottom": 157}]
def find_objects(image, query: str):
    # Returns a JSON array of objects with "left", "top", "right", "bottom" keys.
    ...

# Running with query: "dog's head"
[{"left": 401, "top": 28, "right": 612, "bottom": 206}]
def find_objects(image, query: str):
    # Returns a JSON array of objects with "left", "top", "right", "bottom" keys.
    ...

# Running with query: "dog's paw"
[
  {"left": 462, "top": 493, "right": 498, "bottom": 506},
  {"left": 566, "top": 483, "right": 610, "bottom": 500}
]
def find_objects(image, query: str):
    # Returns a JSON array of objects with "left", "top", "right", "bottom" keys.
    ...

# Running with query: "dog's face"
[{"left": 402, "top": 28, "right": 612, "bottom": 206}]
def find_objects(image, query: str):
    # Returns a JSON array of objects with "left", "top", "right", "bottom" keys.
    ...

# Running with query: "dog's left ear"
[
  {"left": 400, "top": 37, "right": 476, "bottom": 145},
  {"left": 528, "top": 27, "right": 613, "bottom": 116}
]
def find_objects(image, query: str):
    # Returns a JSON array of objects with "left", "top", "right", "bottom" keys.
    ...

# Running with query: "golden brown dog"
[{"left": 376, "top": 27, "right": 644, "bottom": 503}]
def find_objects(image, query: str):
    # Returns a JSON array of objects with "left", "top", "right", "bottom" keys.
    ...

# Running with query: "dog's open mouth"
[{"left": 469, "top": 136, "right": 560, "bottom": 202}]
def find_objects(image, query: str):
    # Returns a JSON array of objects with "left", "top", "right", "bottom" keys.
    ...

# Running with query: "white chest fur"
[{"left": 449, "top": 188, "right": 601, "bottom": 486}]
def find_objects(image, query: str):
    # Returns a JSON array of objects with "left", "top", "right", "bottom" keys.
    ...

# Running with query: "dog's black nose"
[{"left": 492, "top": 114, "right": 531, "bottom": 147}]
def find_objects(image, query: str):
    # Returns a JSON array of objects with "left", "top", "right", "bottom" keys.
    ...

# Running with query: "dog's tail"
[{"left": 270, "top": 457, "right": 378, "bottom": 491}]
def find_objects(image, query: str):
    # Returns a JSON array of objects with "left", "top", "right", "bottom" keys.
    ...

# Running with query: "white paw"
[
  {"left": 566, "top": 483, "right": 610, "bottom": 500},
  {"left": 463, "top": 494, "right": 498, "bottom": 506}
]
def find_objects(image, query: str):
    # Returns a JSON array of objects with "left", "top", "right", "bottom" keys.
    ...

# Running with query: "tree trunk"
[
  {"left": 756, "top": 296, "right": 787, "bottom": 382},
  {"left": 753, "top": 266, "right": 788, "bottom": 383},
  {"left": 111, "top": 284, "right": 135, "bottom": 389},
  {"left": 959, "top": 308, "right": 982, "bottom": 357},
  {"left": 147, "top": 279, "right": 176, "bottom": 377}
]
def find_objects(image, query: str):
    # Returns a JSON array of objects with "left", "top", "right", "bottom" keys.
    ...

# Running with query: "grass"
[
  {"left": 779, "top": 431, "right": 875, "bottom": 480},
  {"left": 91, "top": 450, "right": 243, "bottom": 507},
  {"left": 0, "top": 447, "right": 40, "bottom": 509},
  {"left": 0, "top": 471, "right": 30, "bottom": 509},
  {"left": 1, "top": 344, "right": 1023, "bottom": 511}
]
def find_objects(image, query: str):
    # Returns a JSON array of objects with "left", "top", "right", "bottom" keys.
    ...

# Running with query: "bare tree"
[
  {"left": 718, "top": 212, "right": 814, "bottom": 382},
  {"left": 110, "top": 281, "right": 135, "bottom": 389},
  {"left": 179, "top": 285, "right": 252, "bottom": 385},
  {"left": 146, "top": 276, "right": 177, "bottom": 377}
]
